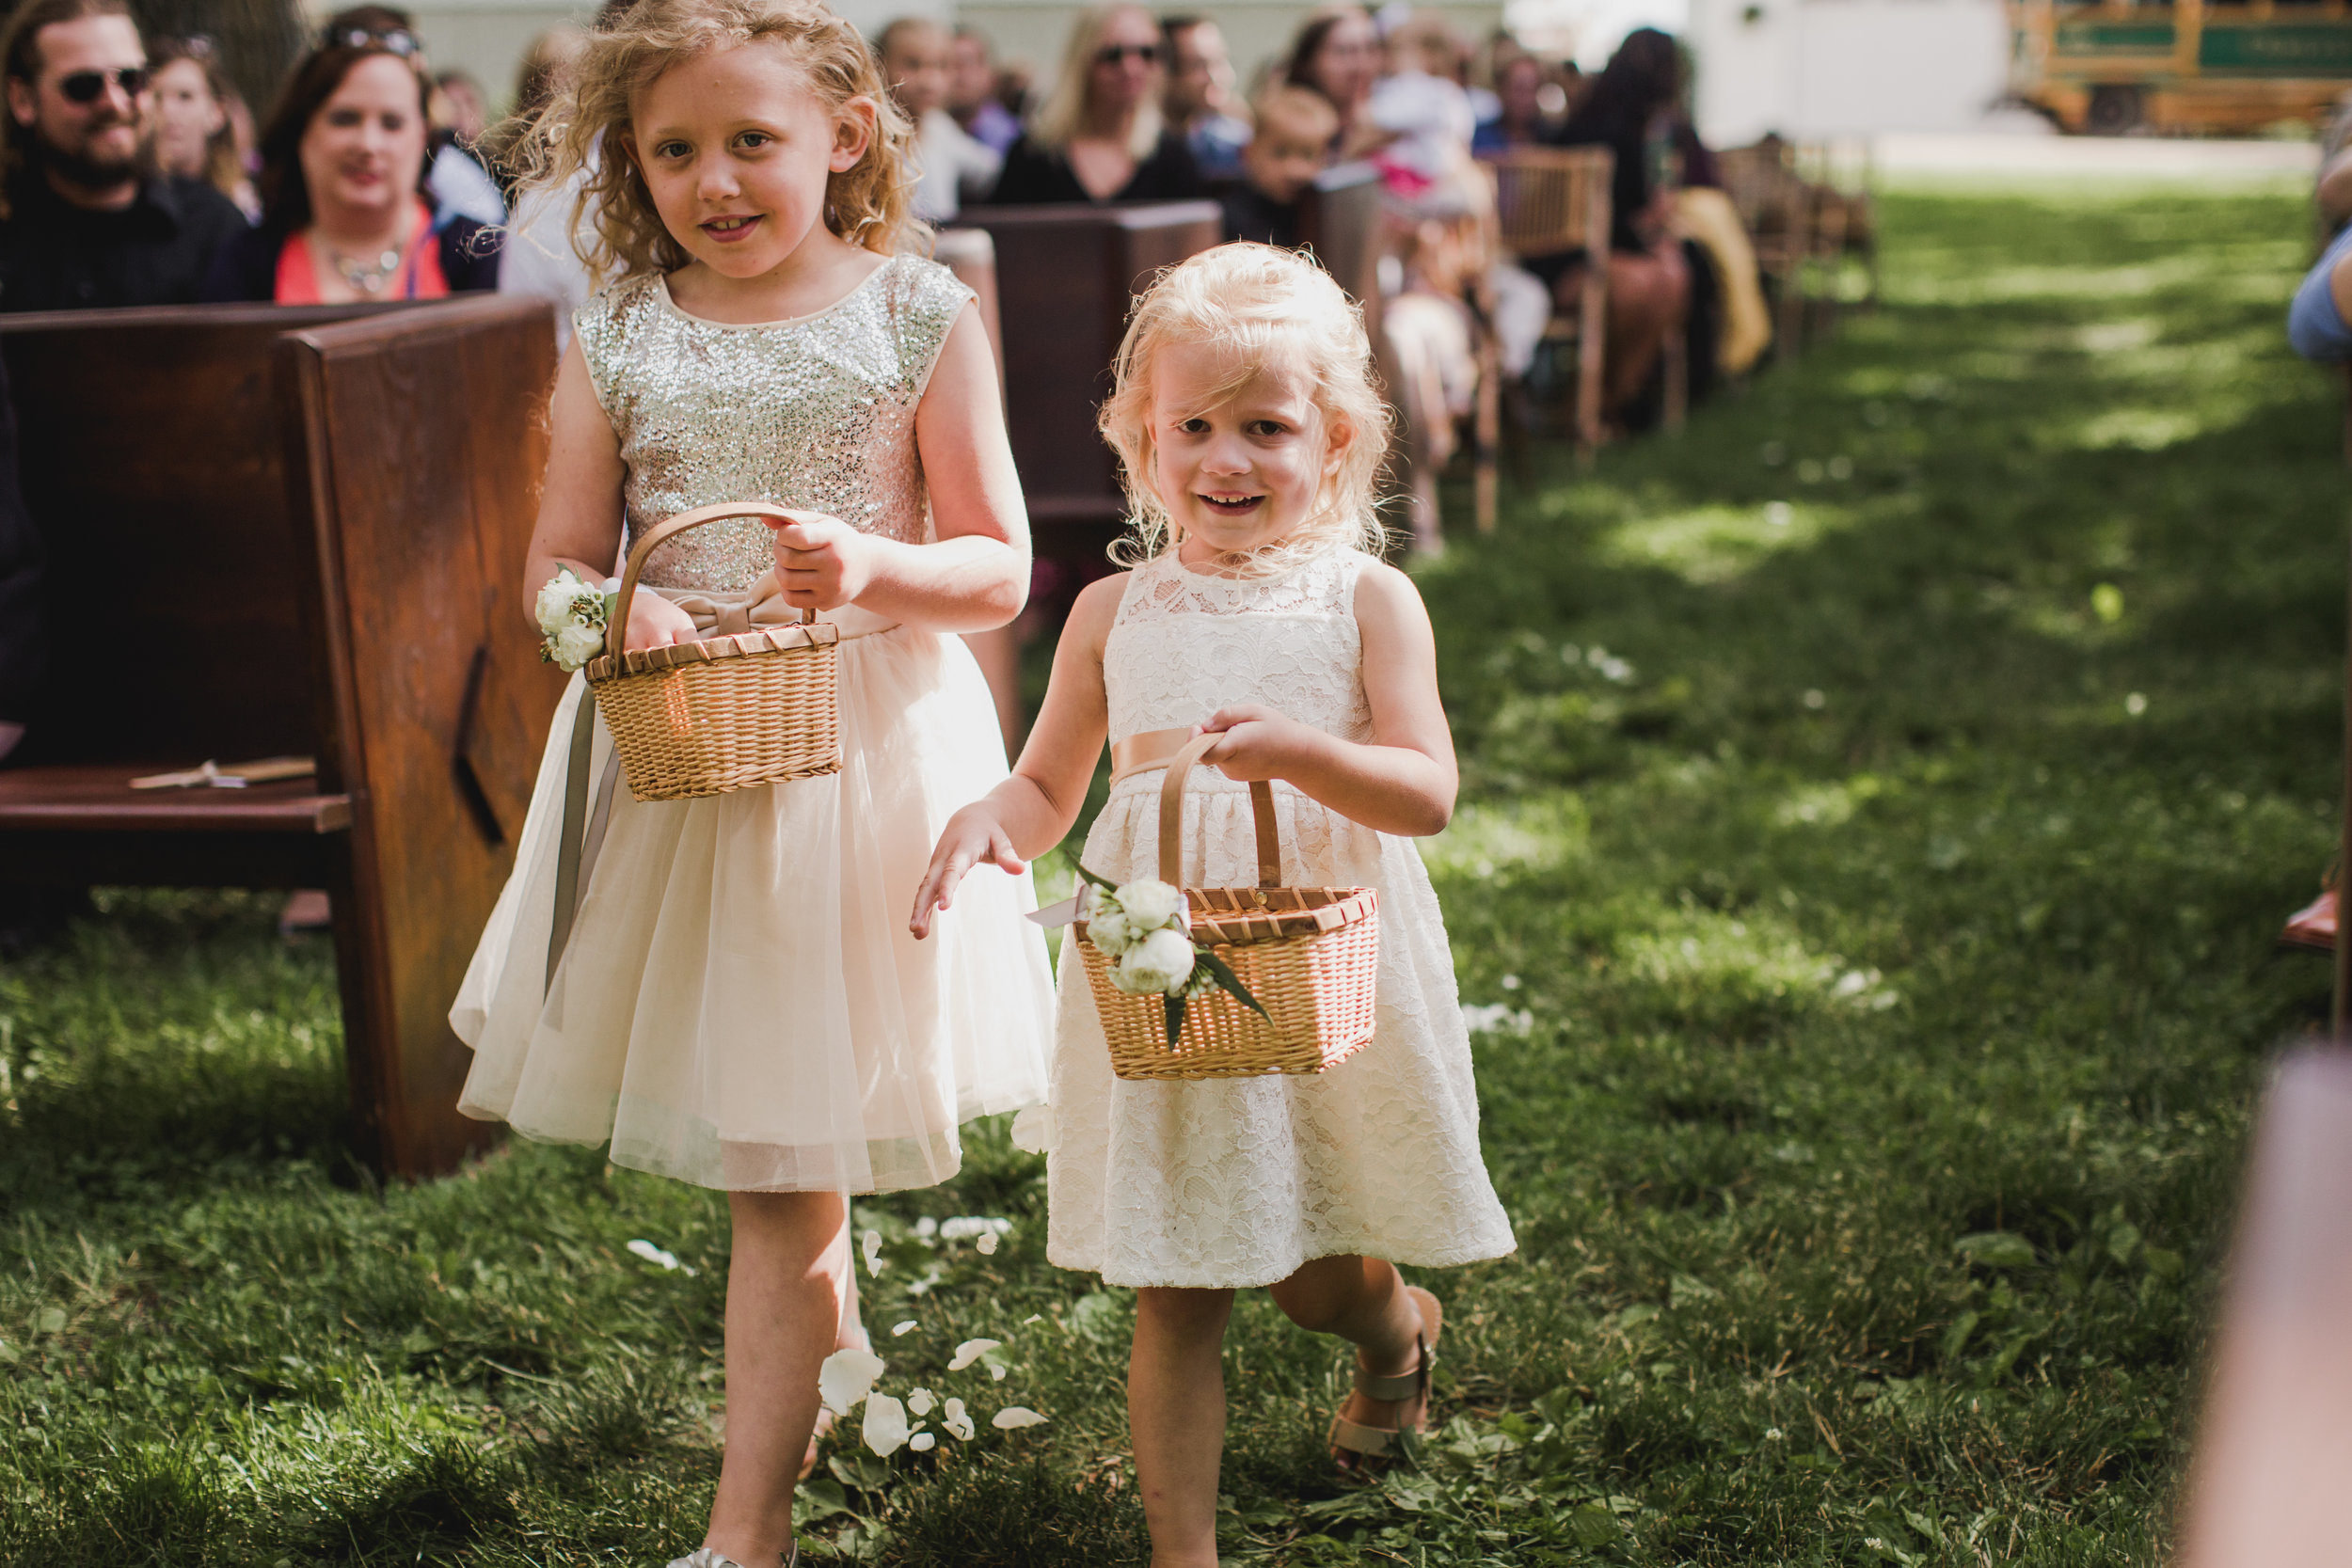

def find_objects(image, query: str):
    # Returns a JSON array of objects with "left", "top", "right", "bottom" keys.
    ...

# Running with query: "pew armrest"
[{"left": 0, "top": 764, "right": 352, "bottom": 832}]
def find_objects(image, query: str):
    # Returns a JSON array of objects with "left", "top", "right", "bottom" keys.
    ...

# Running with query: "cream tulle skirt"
[{"left": 451, "top": 624, "right": 1055, "bottom": 1194}]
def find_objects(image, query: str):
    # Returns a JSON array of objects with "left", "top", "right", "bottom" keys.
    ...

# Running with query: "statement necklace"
[{"left": 326, "top": 240, "right": 406, "bottom": 295}]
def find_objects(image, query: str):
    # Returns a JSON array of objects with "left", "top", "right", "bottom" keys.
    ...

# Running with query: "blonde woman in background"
[
  {"left": 981, "top": 2, "right": 1200, "bottom": 204},
  {"left": 149, "top": 35, "right": 257, "bottom": 219}
]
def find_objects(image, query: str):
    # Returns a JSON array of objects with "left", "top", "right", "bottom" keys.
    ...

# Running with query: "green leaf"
[
  {"left": 1073, "top": 862, "right": 1120, "bottom": 893},
  {"left": 35, "top": 1307, "right": 64, "bottom": 1336},
  {"left": 2106, "top": 1222, "right": 2141, "bottom": 1266},
  {"left": 1567, "top": 1501, "right": 1619, "bottom": 1548},
  {"left": 1954, "top": 1231, "right": 2037, "bottom": 1269},
  {"left": 1193, "top": 946, "right": 1270, "bottom": 1021},
  {"left": 1164, "top": 992, "right": 1186, "bottom": 1049},
  {"left": 1939, "top": 1309, "right": 1980, "bottom": 1362},
  {"left": 829, "top": 1452, "right": 893, "bottom": 1492}
]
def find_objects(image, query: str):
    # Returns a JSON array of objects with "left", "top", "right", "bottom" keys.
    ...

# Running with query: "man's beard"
[{"left": 29, "top": 114, "right": 143, "bottom": 191}]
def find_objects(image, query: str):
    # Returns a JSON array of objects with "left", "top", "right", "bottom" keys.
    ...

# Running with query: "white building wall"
[{"left": 1687, "top": 0, "right": 2011, "bottom": 143}]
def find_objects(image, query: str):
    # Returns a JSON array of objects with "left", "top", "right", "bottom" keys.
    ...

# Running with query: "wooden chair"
[
  {"left": 1298, "top": 161, "right": 1387, "bottom": 341},
  {"left": 0, "top": 295, "right": 561, "bottom": 1178},
  {"left": 960, "top": 200, "right": 1224, "bottom": 559},
  {"left": 1719, "top": 139, "right": 1811, "bottom": 361},
  {"left": 1485, "top": 146, "right": 1613, "bottom": 458}
]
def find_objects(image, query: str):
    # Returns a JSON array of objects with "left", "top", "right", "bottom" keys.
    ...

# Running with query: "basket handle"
[
  {"left": 1158, "top": 733, "right": 1282, "bottom": 891},
  {"left": 603, "top": 501, "right": 818, "bottom": 662}
]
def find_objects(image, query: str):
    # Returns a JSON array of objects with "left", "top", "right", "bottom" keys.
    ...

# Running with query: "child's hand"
[
  {"left": 1197, "top": 704, "right": 1319, "bottom": 783},
  {"left": 767, "top": 513, "right": 877, "bottom": 611},
  {"left": 623, "top": 589, "right": 700, "bottom": 653},
  {"left": 911, "top": 803, "right": 1027, "bottom": 940}
]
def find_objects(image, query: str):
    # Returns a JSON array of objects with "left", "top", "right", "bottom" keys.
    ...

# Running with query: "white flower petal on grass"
[
  {"left": 891, "top": 1320, "right": 918, "bottom": 1337},
  {"left": 1114, "top": 879, "right": 1183, "bottom": 929},
  {"left": 862, "top": 1393, "right": 910, "bottom": 1457},
  {"left": 907, "top": 1387, "right": 935, "bottom": 1417},
  {"left": 990, "top": 1363, "right": 1008, "bottom": 1382},
  {"left": 976, "top": 1232, "right": 999, "bottom": 1256},
  {"left": 947, "top": 1338, "right": 1002, "bottom": 1371},
  {"left": 909, "top": 1431, "right": 937, "bottom": 1452},
  {"left": 1010, "top": 1105, "right": 1055, "bottom": 1154},
  {"left": 861, "top": 1229, "right": 884, "bottom": 1277},
  {"left": 992, "top": 1406, "right": 1049, "bottom": 1430},
  {"left": 915, "top": 1216, "right": 939, "bottom": 1240},
  {"left": 1021, "top": 1314, "right": 1043, "bottom": 1325},
  {"left": 626, "top": 1239, "right": 696, "bottom": 1275},
  {"left": 939, "top": 1217, "right": 1012, "bottom": 1241},
  {"left": 943, "top": 1398, "right": 974, "bottom": 1440},
  {"left": 818, "top": 1347, "right": 885, "bottom": 1416}
]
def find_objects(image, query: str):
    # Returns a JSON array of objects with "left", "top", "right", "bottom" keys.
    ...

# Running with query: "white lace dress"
[{"left": 1044, "top": 547, "right": 1518, "bottom": 1288}]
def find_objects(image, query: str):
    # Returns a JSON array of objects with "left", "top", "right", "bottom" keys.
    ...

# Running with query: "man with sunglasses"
[{"left": 0, "top": 0, "right": 246, "bottom": 312}]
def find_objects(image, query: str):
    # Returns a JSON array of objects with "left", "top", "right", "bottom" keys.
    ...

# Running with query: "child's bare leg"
[
  {"left": 1130, "top": 1287, "right": 1235, "bottom": 1568},
  {"left": 707, "top": 1190, "right": 850, "bottom": 1565},
  {"left": 1268, "top": 1256, "right": 1440, "bottom": 1434}
]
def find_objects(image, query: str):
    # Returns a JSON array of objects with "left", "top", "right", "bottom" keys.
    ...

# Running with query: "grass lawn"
[{"left": 2, "top": 182, "right": 2344, "bottom": 1566}]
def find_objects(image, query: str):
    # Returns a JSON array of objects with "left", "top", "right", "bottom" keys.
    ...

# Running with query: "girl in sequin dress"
[
  {"left": 914, "top": 245, "right": 1515, "bottom": 1567},
  {"left": 448, "top": 3, "right": 1053, "bottom": 1562}
]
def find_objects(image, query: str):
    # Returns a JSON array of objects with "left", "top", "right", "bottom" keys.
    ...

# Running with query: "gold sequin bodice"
[{"left": 575, "top": 254, "right": 974, "bottom": 591}]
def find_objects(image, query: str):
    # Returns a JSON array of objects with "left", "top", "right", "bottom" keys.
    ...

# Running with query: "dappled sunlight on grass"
[{"left": 1597, "top": 499, "right": 1854, "bottom": 584}]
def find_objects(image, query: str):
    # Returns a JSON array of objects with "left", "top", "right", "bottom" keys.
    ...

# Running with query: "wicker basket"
[
  {"left": 1077, "top": 734, "right": 1380, "bottom": 1081},
  {"left": 584, "top": 502, "right": 843, "bottom": 802}
]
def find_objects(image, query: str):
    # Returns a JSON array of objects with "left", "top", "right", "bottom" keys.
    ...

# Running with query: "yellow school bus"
[{"left": 2010, "top": 0, "right": 2352, "bottom": 133}]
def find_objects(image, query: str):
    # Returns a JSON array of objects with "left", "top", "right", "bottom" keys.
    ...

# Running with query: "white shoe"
[{"left": 666, "top": 1548, "right": 797, "bottom": 1568}]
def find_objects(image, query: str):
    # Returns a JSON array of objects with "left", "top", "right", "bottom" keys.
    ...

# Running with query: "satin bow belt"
[
  {"left": 1109, "top": 726, "right": 1199, "bottom": 785},
  {"left": 541, "top": 586, "right": 897, "bottom": 990}
]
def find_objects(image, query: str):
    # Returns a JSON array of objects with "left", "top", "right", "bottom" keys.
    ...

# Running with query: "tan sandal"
[{"left": 1327, "top": 1287, "right": 1441, "bottom": 1474}]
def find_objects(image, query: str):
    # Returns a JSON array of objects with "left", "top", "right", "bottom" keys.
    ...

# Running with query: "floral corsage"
[
  {"left": 1075, "top": 865, "right": 1266, "bottom": 1045},
  {"left": 535, "top": 567, "right": 617, "bottom": 672}
]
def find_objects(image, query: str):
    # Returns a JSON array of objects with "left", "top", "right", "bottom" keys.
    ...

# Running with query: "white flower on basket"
[
  {"left": 1085, "top": 901, "right": 1141, "bottom": 956},
  {"left": 550, "top": 622, "right": 606, "bottom": 672},
  {"left": 1112, "top": 927, "right": 1198, "bottom": 996},
  {"left": 1114, "top": 879, "right": 1184, "bottom": 930}
]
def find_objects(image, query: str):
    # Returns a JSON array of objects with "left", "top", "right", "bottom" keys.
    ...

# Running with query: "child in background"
[
  {"left": 450, "top": 2, "right": 1055, "bottom": 1562},
  {"left": 1219, "top": 84, "right": 1337, "bottom": 248},
  {"left": 913, "top": 245, "right": 1516, "bottom": 1568}
]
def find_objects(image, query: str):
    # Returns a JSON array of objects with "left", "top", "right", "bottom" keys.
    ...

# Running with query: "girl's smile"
[{"left": 1148, "top": 339, "right": 1347, "bottom": 559}]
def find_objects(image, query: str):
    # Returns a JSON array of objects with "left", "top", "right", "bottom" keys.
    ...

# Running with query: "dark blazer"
[
  {"left": 0, "top": 355, "right": 39, "bottom": 726},
  {"left": 981, "top": 129, "right": 1203, "bottom": 205},
  {"left": 0, "top": 172, "right": 246, "bottom": 312},
  {"left": 199, "top": 213, "right": 500, "bottom": 302}
]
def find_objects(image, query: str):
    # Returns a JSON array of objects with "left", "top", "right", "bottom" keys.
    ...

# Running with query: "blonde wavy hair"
[
  {"left": 1101, "top": 243, "right": 1392, "bottom": 568},
  {"left": 504, "top": 0, "right": 918, "bottom": 285},
  {"left": 1027, "top": 4, "right": 1162, "bottom": 158}
]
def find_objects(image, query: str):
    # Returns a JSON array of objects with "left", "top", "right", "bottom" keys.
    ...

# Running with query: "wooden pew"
[
  {"left": 1297, "top": 161, "right": 1386, "bottom": 341},
  {"left": 960, "top": 200, "right": 1223, "bottom": 555},
  {"left": 0, "top": 295, "right": 560, "bottom": 1179}
]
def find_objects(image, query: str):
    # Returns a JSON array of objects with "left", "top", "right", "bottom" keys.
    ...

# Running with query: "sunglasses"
[
  {"left": 57, "top": 66, "right": 148, "bottom": 103},
  {"left": 1095, "top": 42, "right": 1159, "bottom": 66},
  {"left": 325, "top": 25, "right": 422, "bottom": 57}
]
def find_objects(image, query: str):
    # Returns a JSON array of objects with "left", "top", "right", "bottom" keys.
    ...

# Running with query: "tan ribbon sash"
[{"left": 541, "top": 584, "right": 898, "bottom": 990}]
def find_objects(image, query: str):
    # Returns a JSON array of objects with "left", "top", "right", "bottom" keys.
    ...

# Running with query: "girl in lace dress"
[
  {"left": 449, "top": 3, "right": 1053, "bottom": 1562},
  {"left": 914, "top": 244, "right": 1514, "bottom": 1565}
]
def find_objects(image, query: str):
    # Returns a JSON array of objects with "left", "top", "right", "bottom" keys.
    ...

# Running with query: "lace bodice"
[
  {"left": 1104, "top": 548, "right": 1374, "bottom": 771},
  {"left": 574, "top": 254, "right": 973, "bottom": 592}
]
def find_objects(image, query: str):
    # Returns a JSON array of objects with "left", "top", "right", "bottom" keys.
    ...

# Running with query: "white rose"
[
  {"left": 551, "top": 622, "right": 607, "bottom": 671},
  {"left": 1114, "top": 879, "right": 1184, "bottom": 931},
  {"left": 1111, "top": 927, "right": 1196, "bottom": 995},
  {"left": 534, "top": 573, "right": 583, "bottom": 636},
  {"left": 1086, "top": 902, "right": 1139, "bottom": 956}
]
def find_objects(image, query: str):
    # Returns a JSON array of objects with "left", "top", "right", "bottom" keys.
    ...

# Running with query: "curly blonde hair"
[
  {"left": 1101, "top": 243, "right": 1392, "bottom": 566},
  {"left": 505, "top": 0, "right": 918, "bottom": 285}
]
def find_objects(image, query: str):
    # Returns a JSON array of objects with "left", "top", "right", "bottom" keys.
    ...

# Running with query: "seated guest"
[
  {"left": 149, "top": 34, "right": 259, "bottom": 219},
  {"left": 201, "top": 21, "right": 496, "bottom": 302},
  {"left": 0, "top": 0, "right": 246, "bottom": 310},
  {"left": 1162, "top": 14, "right": 1248, "bottom": 182},
  {"left": 949, "top": 24, "right": 1022, "bottom": 154},
  {"left": 1473, "top": 52, "right": 1553, "bottom": 153},
  {"left": 1546, "top": 26, "right": 1690, "bottom": 416},
  {"left": 1221, "top": 83, "right": 1335, "bottom": 247},
  {"left": 1284, "top": 4, "right": 1383, "bottom": 160},
  {"left": 984, "top": 3, "right": 1199, "bottom": 205},
  {"left": 878, "top": 16, "right": 999, "bottom": 223}
]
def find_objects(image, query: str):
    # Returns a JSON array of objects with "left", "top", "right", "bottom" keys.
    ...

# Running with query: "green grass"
[{"left": 2, "top": 184, "right": 2343, "bottom": 1565}]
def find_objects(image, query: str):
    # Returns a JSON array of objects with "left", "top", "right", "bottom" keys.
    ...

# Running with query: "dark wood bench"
[
  {"left": 1297, "top": 161, "right": 1386, "bottom": 341},
  {"left": 960, "top": 200, "right": 1223, "bottom": 556},
  {"left": 0, "top": 295, "right": 561, "bottom": 1178}
]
